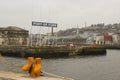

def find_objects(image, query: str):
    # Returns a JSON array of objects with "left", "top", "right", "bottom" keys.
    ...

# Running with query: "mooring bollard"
[
  {"left": 30, "top": 58, "right": 42, "bottom": 77},
  {"left": 22, "top": 57, "right": 42, "bottom": 77},
  {"left": 22, "top": 57, "right": 34, "bottom": 71}
]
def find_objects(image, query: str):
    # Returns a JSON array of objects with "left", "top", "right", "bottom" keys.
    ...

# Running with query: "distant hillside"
[{"left": 57, "top": 23, "right": 120, "bottom": 36}]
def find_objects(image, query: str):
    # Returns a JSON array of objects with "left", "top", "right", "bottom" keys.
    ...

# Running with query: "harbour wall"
[{"left": 0, "top": 45, "right": 110, "bottom": 58}]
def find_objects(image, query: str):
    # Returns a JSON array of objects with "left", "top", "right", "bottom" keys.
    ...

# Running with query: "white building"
[
  {"left": 112, "top": 33, "right": 120, "bottom": 45},
  {"left": 0, "top": 26, "right": 29, "bottom": 45}
]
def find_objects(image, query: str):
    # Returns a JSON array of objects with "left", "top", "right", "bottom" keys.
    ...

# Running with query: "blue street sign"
[{"left": 32, "top": 21, "right": 57, "bottom": 27}]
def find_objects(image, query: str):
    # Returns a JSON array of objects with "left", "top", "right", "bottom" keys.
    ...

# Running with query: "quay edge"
[
  {"left": 0, "top": 46, "right": 74, "bottom": 58},
  {"left": 76, "top": 46, "right": 107, "bottom": 55},
  {"left": 0, "top": 71, "right": 69, "bottom": 80},
  {"left": 0, "top": 46, "right": 108, "bottom": 58}
]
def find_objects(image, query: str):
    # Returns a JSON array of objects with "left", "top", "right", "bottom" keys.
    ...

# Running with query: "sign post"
[
  {"left": 32, "top": 21, "right": 57, "bottom": 27},
  {"left": 31, "top": 21, "right": 57, "bottom": 46}
]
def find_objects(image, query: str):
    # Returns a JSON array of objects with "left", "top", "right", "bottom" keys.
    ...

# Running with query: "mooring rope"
[
  {"left": 43, "top": 71, "right": 74, "bottom": 80},
  {"left": 0, "top": 53, "right": 74, "bottom": 80}
]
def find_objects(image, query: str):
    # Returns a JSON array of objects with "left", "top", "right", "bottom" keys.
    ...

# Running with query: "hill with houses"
[
  {"left": 57, "top": 23, "right": 120, "bottom": 36},
  {"left": 56, "top": 23, "right": 120, "bottom": 45}
]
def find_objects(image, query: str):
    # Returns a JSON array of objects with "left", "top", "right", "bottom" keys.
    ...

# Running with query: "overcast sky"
[{"left": 0, "top": 0, "right": 120, "bottom": 33}]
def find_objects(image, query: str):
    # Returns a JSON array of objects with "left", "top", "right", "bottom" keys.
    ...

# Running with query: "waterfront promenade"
[
  {"left": 0, "top": 71, "right": 67, "bottom": 80},
  {"left": 0, "top": 50, "right": 120, "bottom": 80}
]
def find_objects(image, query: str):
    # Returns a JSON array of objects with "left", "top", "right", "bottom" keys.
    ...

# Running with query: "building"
[
  {"left": 31, "top": 34, "right": 46, "bottom": 46},
  {"left": 111, "top": 33, "right": 120, "bottom": 45},
  {"left": 56, "top": 35, "right": 86, "bottom": 45},
  {"left": 0, "top": 26, "right": 29, "bottom": 45},
  {"left": 104, "top": 35, "right": 113, "bottom": 44},
  {"left": 93, "top": 34, "right": 113, "bottom": 45}
]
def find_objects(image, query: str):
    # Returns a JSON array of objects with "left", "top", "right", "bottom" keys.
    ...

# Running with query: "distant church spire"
[
  {"left": 85, "top": 21, "right": 87, "bottom": 27},
  {"left": 76, "top": 25, "right": 79, "bottom": 36}
]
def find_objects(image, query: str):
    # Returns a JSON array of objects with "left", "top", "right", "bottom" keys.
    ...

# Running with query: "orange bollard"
[
  {"left": 22, "top": 57, "right": 34, "bottom": 71},
  {"left": 22, "top": 57, "right": 42, "bottom": 77},
  {"left": 30, "top": 58, "right": 42, "bottom": 77},
  {"left": 34, "top": 58, "right": 42, "bottom": 77}
]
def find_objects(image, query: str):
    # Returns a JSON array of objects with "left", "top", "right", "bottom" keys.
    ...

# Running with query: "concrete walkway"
[{"left": 0, "top": 71, "right": 66, "bottom": 80}]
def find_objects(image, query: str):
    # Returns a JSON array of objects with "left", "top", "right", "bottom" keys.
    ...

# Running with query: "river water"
[{"left": 0, "top": 49, "right": 120, "bottom": 80}]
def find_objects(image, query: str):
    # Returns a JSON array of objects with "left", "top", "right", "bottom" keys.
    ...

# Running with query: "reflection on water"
[{"left": 0, "top": 50, "right": 120, "bottom": 80}]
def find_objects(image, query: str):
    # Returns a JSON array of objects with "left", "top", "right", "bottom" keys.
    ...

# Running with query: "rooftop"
[{"left": 0, "top": 26, "right": 28, "bottom": 32}]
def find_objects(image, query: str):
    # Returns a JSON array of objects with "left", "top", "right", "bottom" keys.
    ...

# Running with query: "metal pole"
[
  {"left": 36, "top": 34, "right": 39, "bottom": 46},
  {"left": 31, "top": 33, "right": 32, "bottom": 46},
  {"left": 51, "top": 27, "right": 54, "bottom": 46},
  {"left": 39, "top": 27, "right": 41, "bottom": 46},
  {"left": 47, "top": 27, "right": 49, "bottom": 46},
  {"left": 29, "top": 25, "right": 33, "bottom": 46},
  {"left": 56, "top": 28, "right": 58, "bottom": 46}
]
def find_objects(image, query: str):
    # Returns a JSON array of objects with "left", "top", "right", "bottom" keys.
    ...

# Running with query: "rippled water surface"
[{"left": 0, "top": 49, "right": 120, "bottom": 80}]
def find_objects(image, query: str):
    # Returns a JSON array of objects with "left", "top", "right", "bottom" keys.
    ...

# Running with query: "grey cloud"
[{"left": 0, "top": 0, "right": 120, "bottom": 33}]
